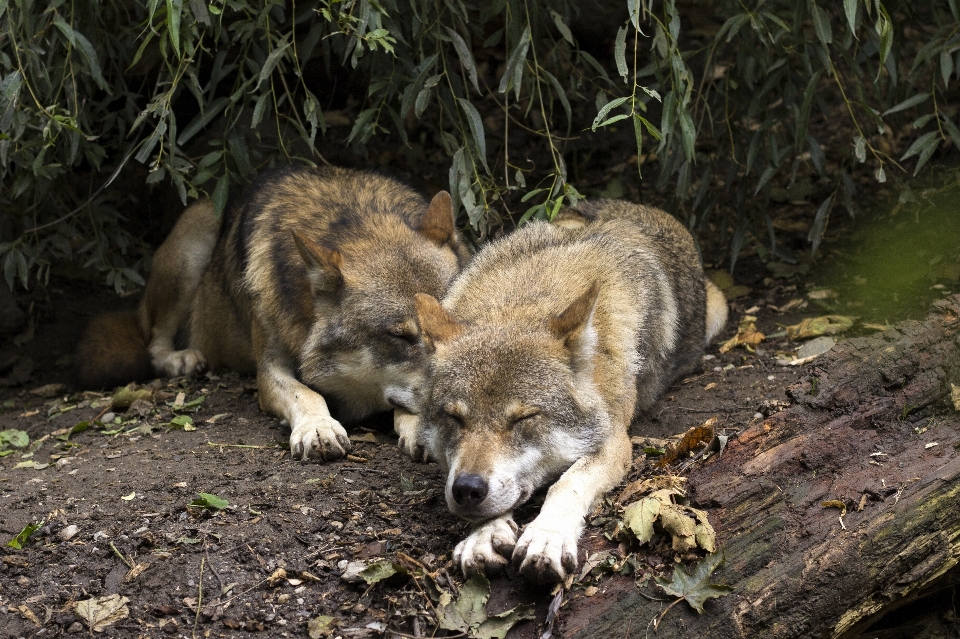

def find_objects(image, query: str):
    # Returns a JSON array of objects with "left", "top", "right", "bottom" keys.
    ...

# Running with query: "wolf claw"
[
  {"left": 454, "top": 516, "right": 518, "bottom": 577},
  {"left": 512, "top": 518, "right": 579, "bottom": 584},
  {"left": 289, "top": 418, "right": 352, "bottom": 461}
]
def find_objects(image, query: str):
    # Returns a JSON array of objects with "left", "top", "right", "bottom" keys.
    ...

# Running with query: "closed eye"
[
  {"left": 510, "top": 410, "right": 540, "bottom": 427},
  {"left": 386, "top": 329, "right": 418, "bottom": 345}
]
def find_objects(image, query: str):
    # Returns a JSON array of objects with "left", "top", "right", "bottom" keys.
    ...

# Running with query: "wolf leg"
[
  {"left": 512, "top": 428, "right": 632, "bottom": 584},
  {"left": 454, "top": 515, "right": 518, "bottom": 577},
  {"left": 140, "top": 199, "right": 220, "bottom": 377},
  {"left": 256, "top": 353, "right": 352, "bottom": 461},
  {"left": 394, "top": 409, "right": 433, "bottom": 462}
]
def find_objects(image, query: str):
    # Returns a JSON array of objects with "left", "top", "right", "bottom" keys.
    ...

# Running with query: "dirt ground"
[{"left": 0, "top": 224, "right": 957, "bottom": 638}]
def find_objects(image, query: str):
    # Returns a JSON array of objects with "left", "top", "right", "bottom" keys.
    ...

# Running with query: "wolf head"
[
  {"left": 413, "top": 283, "right": 613, "bottom": 522},
  {"left": 293, "top": 191, "right": 465, "bottom": 422}
]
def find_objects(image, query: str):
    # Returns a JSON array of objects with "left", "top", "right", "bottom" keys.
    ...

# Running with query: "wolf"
[
  {"left": 408, "top": 199, "right": 727, "bottom": 583},
  {"left": 77, "top": 165, "right": 469, "bottom": 460}
]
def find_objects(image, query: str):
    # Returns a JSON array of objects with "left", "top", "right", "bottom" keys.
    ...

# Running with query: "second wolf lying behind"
[
  {"left": 410, "top": 199, "right": 727, "bottom": 583},
  {"left": 77, "top": 166, "right": 469, "bottom": 460}
]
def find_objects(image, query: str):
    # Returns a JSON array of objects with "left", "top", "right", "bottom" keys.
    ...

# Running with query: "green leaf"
[
  {"left": 0, "top": 428, "right": 29, "bottom": 449},
  {"left": 615, "top": 26, "right": 628, "bottom": 82},
  {"left": 456, "top": 98, "right": 489, "bottom": 173},
  {"left": 189, "top": 492, "right": 228, "bottom": 510},
  {"left": 549, "top": 10, "right": 575, "bottom": 46},
  {"left": 445, "top": 27, "right": 480, "bottom": 94},
  {"left": 358, "top": 560, "right": 406, "bottom": 585},
  {"left": 941, "top": 50, "right": 954, "bottom": 88},
  {"left": 498, "top": 26, "right": 531, "bottom": 100},
  {"left": 168, "top": 415, "right": 195, "bottom": 430},
  {"left": 7, "top": 520, "right": 43, "bottom": 550},
  {"left": 178, "top": 97, "right": 229, "bottom": 145},
  {"left": 256, "top": 37, "right": 292, "bottom": 91},
  {"left": 843, "top": 0, "right": 859, "bottom": 35},
  {"left": 808, "top": 194, "right": 833, "bottom": 254},
  {"left": 654, "top": 552, "right": 732, "bottom": 614},
  {"left": 811, "top": 4, "right": 833, "bottom": 45},
  {"left": 307, "top": 615, "right": 337, "bottom": 638},
  {"left": 592, "top": 96, "right": 630, "bottom": 131},
  {"left": 881, "top": 93, "right": 929, "bottom": 117},
  {"left": 166, "top": 0, "right": 183, "bottom": 58}
]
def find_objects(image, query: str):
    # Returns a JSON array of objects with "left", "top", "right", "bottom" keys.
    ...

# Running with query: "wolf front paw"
[
  {"left": 454, "top": 516, "right": 518, "bottom": 577},
  {"left": 154, "top": 348, "right": 207, "bottom": 378},
  {"left": 512, "top": 518, "right": 579, "bottom": 584},
  {"left": 394, "top": 410, "right": 433, "bottom": 463},
  {"left": 289, "top": 417, "right": 352, "bottom": 461}
]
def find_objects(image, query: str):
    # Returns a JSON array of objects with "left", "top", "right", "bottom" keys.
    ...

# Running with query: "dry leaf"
[
  {"left": 18, "top": 604, "right": 40, "bottom": 626},
  {"left": 719, "top": 316, "right": 764, "bottom": 353},
  {"left": 658, "top": 418, "right": 717, "bottom": 467},
  {"left": 784, "top": 315, "right": 856, "bottom": 340},
  {"left": 74, "top": 594, "right": 129, "bottom": 632},
  {"left": 951, "top": 384, "right": 960, "bottom": 412},
  {"left": 124, "top": 562, "right": 149, "bottom": 581}
]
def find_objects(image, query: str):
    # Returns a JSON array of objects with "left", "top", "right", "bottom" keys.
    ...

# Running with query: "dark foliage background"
[{"left": 1, "top": 0, "right": 958, "bottom": 292}]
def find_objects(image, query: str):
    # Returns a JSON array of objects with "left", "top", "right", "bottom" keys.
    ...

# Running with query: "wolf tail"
[
  {"left": 75, "top": 311, "right": 154, "bottom": 390},
  {"left": 704, "top": 280, "right": 729, "bottom": 344}
]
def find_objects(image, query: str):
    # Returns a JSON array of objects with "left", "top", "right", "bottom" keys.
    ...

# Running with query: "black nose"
[{"left": 452, "top": 474, "right": 488, "bottom": 507}]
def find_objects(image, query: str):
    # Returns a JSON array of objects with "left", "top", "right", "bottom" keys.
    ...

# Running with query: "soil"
[{"left": 0, "top": 250, "right": 956, "bottom": 638}]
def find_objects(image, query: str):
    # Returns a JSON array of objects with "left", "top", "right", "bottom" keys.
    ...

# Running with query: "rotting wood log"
[{"left": 559, "top": 294, "right": 960, "bottom": 639}]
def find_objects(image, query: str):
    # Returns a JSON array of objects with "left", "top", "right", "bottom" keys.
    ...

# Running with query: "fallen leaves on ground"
[
  {"left": 438, "top": 573, "right": 535, "bottom": 639},
  {"left": 6, "top": 521, "right": 43, "bottom": 550},
  {"left": 654, "top": 552, "right": 732, "bottom": 618},
  {"left": 719, "top": 315, "right": 764, "bottom": 353},
  {"left": 308, "top": 615, "right": 338, "bottom": 638},
  {"left": 74, "top": 594, "right": 130, "bottom": 632},
  {"left": 110, "top": 384, "right": 154, "bottom": 410},
  {"left": 0, "top": 428, "right": 28, "bottom": 456},
  {"left": 621, "top": 488, "right": 716, "bottom": 553},
  {"left": 188, "top": 492, "right": 229, "bottom": 511},
  {"left": 784, "top": 314, "right": 857, "bottom": 339},
  {"left": 657, "top": 417, "right": 717, "bottom": 467}
]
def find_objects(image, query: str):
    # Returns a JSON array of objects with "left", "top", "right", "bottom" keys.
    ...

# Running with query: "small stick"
[{"left": 192, "top": 557, "right": 205, "bottom": 639}]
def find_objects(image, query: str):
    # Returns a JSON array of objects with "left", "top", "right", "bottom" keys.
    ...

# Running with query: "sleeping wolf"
[
  {"left": 77, "top": 165, "right": 469, "bottom": 460},
  {"left": 409, "top": 199, "right": 727, "bottom": 583}
]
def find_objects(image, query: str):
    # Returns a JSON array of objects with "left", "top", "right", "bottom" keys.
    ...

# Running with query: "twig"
[
  {"left": 384, "top": 628, "right": 466, "bottom": 639},
  {"left": 193, "top": 557, "right": 205, "bottom": 639},
  {"left": 206, "top": 441, "right": 281, "bottom": 449},
  {"left": 204, "top": 551, "right": 225, "bottom": 590},
  {"left": 109, "top": 542, "right": 133, "bottom": 569},
  {"left": 652, "top": 597, "right": 683, "bottom": 630}
]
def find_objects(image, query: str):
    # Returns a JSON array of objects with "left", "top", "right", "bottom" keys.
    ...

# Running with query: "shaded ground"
[{"left": 1, "top": 210, "right": 958, "bottom": 638}]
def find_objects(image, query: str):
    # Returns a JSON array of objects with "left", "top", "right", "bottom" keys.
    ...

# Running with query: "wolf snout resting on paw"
[
  {"left": 409, "top": 199, "right": 728, "bottom": 583},
  {"left": 76, "top": 165, "right": 470, "bottom": 461}
]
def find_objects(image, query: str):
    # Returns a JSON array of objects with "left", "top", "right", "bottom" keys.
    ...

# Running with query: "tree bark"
[{"left": 560, "top": 295, "right": 960, "bottom": 639}]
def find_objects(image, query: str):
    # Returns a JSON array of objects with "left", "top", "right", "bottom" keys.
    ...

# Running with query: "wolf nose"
[{"left": 452, "top": 474, "right": 488, "bottom": 507}]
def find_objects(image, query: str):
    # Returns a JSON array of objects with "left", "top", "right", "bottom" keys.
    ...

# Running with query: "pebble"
[
  {"left": 17, "top": 576, "right": 31, "bottom": 587},
  {"left": 67, "top": 621, "right": 84, "bottom": 633},
  {"left": 59, "top": 524, "right": 79, "bottom": 542},
  {"left": 101, "top": 412, "right": 115, "bottom": 423},
  {"left": 277, "top": 594, "right": 290, "bottom": 604}
]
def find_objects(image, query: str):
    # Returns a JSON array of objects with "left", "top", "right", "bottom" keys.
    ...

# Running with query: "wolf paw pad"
[
  {"left": 454, "top": 517, "right": 518, "bottom": 577},
  {"left": 513, "top": 521, "right": 579, "bottom": 584},
  {"left": 290, "top": 418, "right": 352, "bottom": 462}
]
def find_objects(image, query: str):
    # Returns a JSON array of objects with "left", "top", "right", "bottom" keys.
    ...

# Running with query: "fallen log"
[{"left": 560, "top": 294, "right": 960, "bottom": 639}]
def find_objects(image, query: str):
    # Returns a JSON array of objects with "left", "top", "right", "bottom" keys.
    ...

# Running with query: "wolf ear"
[
  {"left": 414, "top": 293, "right": 462, "bottom": 350},
  {"left": 291, "top": 230, "right": 342, "bottom": 294},
  {"left": 417, "top": 191, "right": 455, "bottom": 246},
  {"left": 549, "top": 281, "right": 600, "bottom": 367}
]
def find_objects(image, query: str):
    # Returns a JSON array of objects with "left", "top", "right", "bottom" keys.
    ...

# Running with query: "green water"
[{"left": 815, "top": 178, "right": 960, "bottom": 324}]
